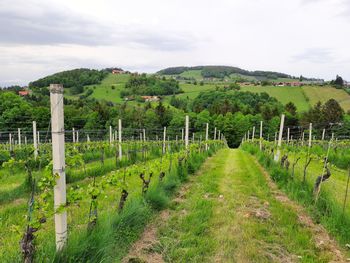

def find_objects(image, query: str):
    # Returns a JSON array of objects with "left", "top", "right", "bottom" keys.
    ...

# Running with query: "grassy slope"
[
  {"left": 240, "top": 85, "right": 310, "bottom": 112},
  {"left": 65, "top": 73, "right": 130, "bottom": 103},
  {"left": 303, "top": 86, "right": 350, "bottom": 112},
  {"left": 158, "top": 149, "right": 335, "bottom": 262}
]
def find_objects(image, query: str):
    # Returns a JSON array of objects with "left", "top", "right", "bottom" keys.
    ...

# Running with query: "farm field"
[
  {"left": 240, "top": 85, "right": 310, "bottom": 112},
  {"left": 0, "top": 137, "right": 224, "bottom": 262},
  {"left": 303, "top": 86, "right": 350, "bottom": 112}
]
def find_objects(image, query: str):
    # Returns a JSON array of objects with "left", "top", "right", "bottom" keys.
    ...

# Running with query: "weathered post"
[
  {"left": 143, "top": 129, "right": 146, "bottom": 142},
  {"left": 37, "top": 131, "right": 40, "bottom": 146},
  {"left": 109, "top": 126, "right": 113, "bottom": 144},
  {"left": 274, "top": 114, "right": 285, "bottom": 162},
  {"left": 205, "top": 123, "right": 209, "bottom": 151},
  {"left": 322, "top": 129, "right": 325, "bottom": 141},
  {"left": 50, "top": 84, "right": 67, "bottom": 251},
  {"left": 185, "top": 115, "right": 189, "bottom": 149},
  {"left": 218, "top": 130, "right": 221, "bottom": 142},
  {"left": 247, "top": 130, "right": 250, "bottom": 142},
  {"left": 214, "top": 127, "right": 217, "bottom": 140},
  {"left": 72, "top": 128, "right": 75, "bottom": 143},
  {"left": 18, "top": 128, "right": 21, "bottom": 146},
  {"left": 76, "top": 130, "right": 79, "bottom": 143},
  {"left": 181, "top": 128, "right": 184, "bottom": 141},
  {"left": 9, "top": 133, "right": 12, "bottom": 151},
  {"left": 163, "top": 126, "right": 166, "bottom": 154},
  {"left": 252, "top": 126, "right": 255, "bottom": 142},
  {"left": 259, "top": 121, "right": 263, "bottom": 150},
  {"left": 287, "top": 128, "right": 290, "bottom": 144},
  {"left": 24, "top": 136, "right": 27, "bottom": 145},
  {"left": 33, "top": 121, "right": 38, "bottom": 159},
  {"left": 309, "top": 123, "right": 312, "bottom": 148},
  {"left": 118, "top": 119, "right": 122, "bottom": 160}
]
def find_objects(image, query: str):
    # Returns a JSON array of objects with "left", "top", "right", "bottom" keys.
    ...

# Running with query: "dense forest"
[
  {"left": 29, "top": 68, "right": 108, "bottom": 95},
  {"left": 121, "top": 74, "right": 182, "bottom": 97},
  {"left": 157, "top": 65, "right": 295, "bottom": 79}
]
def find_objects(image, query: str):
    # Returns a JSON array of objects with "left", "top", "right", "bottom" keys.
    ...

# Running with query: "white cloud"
[{"left": 0, "top": 0, "right": 350, "bottom": 86}]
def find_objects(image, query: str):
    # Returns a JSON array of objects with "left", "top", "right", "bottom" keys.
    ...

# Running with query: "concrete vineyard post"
[
  {"left": 49, "top": 84, "right": 67, "bottom": 251},
  {"left": 301, "top": 132, "right": 305, "bottom": 146},
  {"left": 33, "top": 121, "right": 38, "bottom": 159},
  {"left": 185, "top": 115, "right": 189, "bottom": 149},
  {"left": 37, "top": 131, "right": 40, "bottom": 146},
  {"left": 72, "top": 128, "right": 75, "bottom": 143},
  {"left": 163, "top": 126, "right": 166, "bottom": 154},
  {"left": 218, "top": 130, "right": 221, "bottom": 142},
  {"left": 143, "top": 129, "right": 146, "bottom": 142},
  {"left": 252, "top": 126, "right": 255, "bottom": 142},
  {"left": 25, "top": 136, "right": 27, "bottom": 145},
  {"left": 118, "top": 119, "right": 122, "bottom": 160},
  {"left": 18, "top": 128, "right": 21, "bottom": 146},
  {"left": 274, "top": 114, "right": 285, "bottom": 162},
  {"left": 309, "top": 123, "right": 312, "bottom": 148},
  {"left": 322, "top": 129, "right": 325, "bottom": 141},
  {"left": 259, "top": 121, "right": 263, "bottom": 150},
  {"left": 76, "top": 130, "right": 79, "bottom": 143},
  {"left": 109, "top": 126, "right": 112, "bottom": 144},
  {"left": 205, "top": 123, "right": 209, "bottom": 151},
  {"left": 181, "top": 129, "right": 184, "bottom": 142},
  {"left": 192, "top": 133, "right": 195, "bottom": 143},
  {"left": 247, "top": 130, "right": 250, "bottom": 142},
  {"left": 287, "top": 128, "right": 290, "bottom": 144},
  {"left": 274, "top": 132, "right": 277, "bottom": 145},
  {"left": 9, "top": 133, "right": 12, "bottom": 151},
  {"left": 214, "top": 127, "right": 217, "bottom": 140}
]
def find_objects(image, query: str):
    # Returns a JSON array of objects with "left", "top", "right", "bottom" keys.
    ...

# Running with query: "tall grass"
[{"left": 241, "top": 143, "right": 350, "bottom": 245}]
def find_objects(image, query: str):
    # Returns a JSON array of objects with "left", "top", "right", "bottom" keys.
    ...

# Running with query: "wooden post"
[
  {"left": 274, "top": 114, "right": 285, "bottom": 162},
  {"left": 50, "top": 84, "right": 67, "bottom": 251},
  {"left": 163, "top": 126, "right": 166, "bottom": 154},
  {"left": 205, "top": 123, "right": 209, "bottom": 151},
  {"left": 309, "top": 123, "right": 312, "bottom": 148},
  {"left": 322, "top": 129, "right": 325, "bottom": 141},
  {"left": 259, "top": 121, "right": 263, "bottom": 150},
  {"left": 118, "top": 119, "right": 122, "bottom": 160},
  {"left": 185, "top": 115, "right": 189, "bottom": 149},
  {"left": 33, "top": 121, "right": 38, "bottom": 159},
  {"left": 18, "top": 128, "right": 21, "bottom": 146}
]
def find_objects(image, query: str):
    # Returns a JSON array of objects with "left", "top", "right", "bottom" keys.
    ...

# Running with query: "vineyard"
[
  {"left": 0, "top": 85, "right": 225, "bottom": 262},
  {"left": 241, "top": 116, "right": 350, "bottom": 252}
]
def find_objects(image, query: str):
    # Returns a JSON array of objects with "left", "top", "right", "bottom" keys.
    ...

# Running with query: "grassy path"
[{"left": 124, "top": 149, "right": 346, "bottom": 262}]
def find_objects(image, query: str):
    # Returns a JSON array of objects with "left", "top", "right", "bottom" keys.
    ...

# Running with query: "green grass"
[
  {"left": 158, "top": 149, "right": 335, "bottom": 262},
  {"left": 240, "top": 85, "right": 311, "bottom": 112},
  {"left": 179, "top": 70, "right": 203, "bottom": 80},
  {"left": 303, "top": 86, "right": 350, "bottom": 112},
  {"left": 65, "top": 73, "right": 130, "bottom": 103}
]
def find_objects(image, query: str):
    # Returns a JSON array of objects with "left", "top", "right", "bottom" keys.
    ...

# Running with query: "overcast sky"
[{"left": 0, "top": 0, "right": 349, "bottom": 86}]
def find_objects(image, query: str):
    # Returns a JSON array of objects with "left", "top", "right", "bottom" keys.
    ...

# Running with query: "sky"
[{"left": 0, "top": 0, "right": 349, "bottom": 86}]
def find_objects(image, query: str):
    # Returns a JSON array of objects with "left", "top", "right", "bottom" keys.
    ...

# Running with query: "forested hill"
[
  {"left": 29, "top": 68, "right": 108, "bottom": 94},
  {"left": 157, "top": 65, "right": 319, "bottom": 81}
]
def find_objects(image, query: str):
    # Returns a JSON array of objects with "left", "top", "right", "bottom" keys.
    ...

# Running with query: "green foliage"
[
  {"left": 29, "top": 68, "right": 107, "bottom": 90},
  {"left": 122, "top": 74, "right": 182, "bottom": 97}
]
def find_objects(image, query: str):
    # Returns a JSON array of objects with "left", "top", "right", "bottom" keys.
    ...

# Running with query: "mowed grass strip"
[{"left": 158, "top": 149, "right": 334, "bottom": 262}]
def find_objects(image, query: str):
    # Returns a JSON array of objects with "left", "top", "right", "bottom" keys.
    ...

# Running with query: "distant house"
[
  {"left": 112, "top": 69, "right": 124, "bottom": 74},
  {"left": 141, "top": 96, "right": 160, "bottom": 102},
  {"left": 18, "top": 90, "right": 30, "bottom": 96}
]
